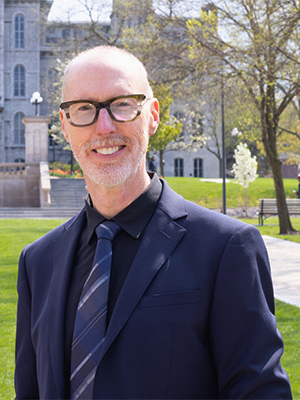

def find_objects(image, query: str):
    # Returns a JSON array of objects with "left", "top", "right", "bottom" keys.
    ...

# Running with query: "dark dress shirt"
[{"left": 64, "top": 173, "right": 162, "bottom": 397}]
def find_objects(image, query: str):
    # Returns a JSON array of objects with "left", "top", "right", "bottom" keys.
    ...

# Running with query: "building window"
[
  {"left": 194, "top": 158, "right": 203, "bottom": 177},
  {"left": 14, "top": 65, "right": 25, "bottom": 97},
  {"left": 14, "top": 112, "right": 25, "bottom": 145},
  {"left": 15, "top": 14, "right": 25, "bottom": 49},
  {"left": 46, "top": 28, "right": 59, "bottom": 44},
  {"left": 173, "top": 111, "right": 184, "bottom": 141},
  {"left": 174, "top": 158, "right": 184, "bottom": 177}
]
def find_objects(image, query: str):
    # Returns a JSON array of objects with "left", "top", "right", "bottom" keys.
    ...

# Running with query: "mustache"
[{"left": 81, "top": 135, "right": 133, "bottom": 152}]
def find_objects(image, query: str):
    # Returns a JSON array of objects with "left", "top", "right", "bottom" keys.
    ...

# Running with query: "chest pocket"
[{"left": 140, "top": 290, "right": 203, "bottom": 308}]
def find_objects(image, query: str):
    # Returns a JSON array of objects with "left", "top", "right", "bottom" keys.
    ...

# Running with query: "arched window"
[
  {"left": 15, "top": 14, "right": 25, "bottom": 49},
  {"left": 14, "top": 112, "right": 25, "bottom": 145},
  {"left": 194, "top": 158, "right": 203, "bottom": 177},
  {"left": 14, "top": 65, "right": 25, "bottom": 97},
  {"left": 174, "top": 158, "right": 184, "bottom": 177}
]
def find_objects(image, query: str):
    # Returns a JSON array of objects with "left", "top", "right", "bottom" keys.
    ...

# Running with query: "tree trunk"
[
  {"left": 159, "top": 149, "right": 164, "bottom": 177},
  {"left": 261, "top": 103, "right": 296, "bottom": 234},
  {"left": 268, "top": 156, "right": 295, "bottom": 234},
  {"left": 245, "top": 188, "right": 248, "bottom": 217}
]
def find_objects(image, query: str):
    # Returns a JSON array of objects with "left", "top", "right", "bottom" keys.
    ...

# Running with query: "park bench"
[{"left": 258, "top": 198, "right": 300, "bottom": 225}]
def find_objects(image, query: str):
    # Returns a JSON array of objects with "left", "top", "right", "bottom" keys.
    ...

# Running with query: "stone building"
[
  {"left": 0, "top": 1, "right": 51, "bottom": 163},
  {"left": 0, "top": 0, "right": 220, "bottom": 178}
]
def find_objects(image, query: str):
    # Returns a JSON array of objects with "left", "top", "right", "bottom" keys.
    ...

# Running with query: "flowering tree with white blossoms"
[{"left": 232, "top": 143, "right": 258, "bottom": 216}]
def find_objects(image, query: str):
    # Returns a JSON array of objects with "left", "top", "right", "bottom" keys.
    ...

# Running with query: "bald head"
[{"left": 62, "top": 46, "right": 153, "bottom": 101}]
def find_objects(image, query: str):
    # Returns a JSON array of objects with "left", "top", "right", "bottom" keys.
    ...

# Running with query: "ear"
[
  {"left": 59, "top": 109, "right": 70, "bottom": 143},
  {"left": 148, "top": 98, "right": 160, "bottom": 136}
]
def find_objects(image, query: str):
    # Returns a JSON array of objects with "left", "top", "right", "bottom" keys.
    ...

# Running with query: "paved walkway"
[{"left": 262, "top": 235, "right": 300, "bottom": 307}]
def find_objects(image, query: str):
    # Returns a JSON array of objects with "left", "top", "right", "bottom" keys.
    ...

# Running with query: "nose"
[{"left": 95, "top": 108, "right": 117, "bottom": 136}]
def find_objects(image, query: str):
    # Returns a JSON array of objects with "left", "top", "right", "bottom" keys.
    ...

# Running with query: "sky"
[
  {"left": 47, "top": 0, "right": 202, "bottom": 23},
  {"left": 47, "top": 0, "right": 113, "bottom": 23}
]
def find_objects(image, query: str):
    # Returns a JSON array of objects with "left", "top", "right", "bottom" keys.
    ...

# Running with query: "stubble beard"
[{"left": 70, "top": 135, "right": 149, "bottom": 188}]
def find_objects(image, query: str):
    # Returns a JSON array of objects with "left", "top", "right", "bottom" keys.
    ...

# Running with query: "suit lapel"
[
  {"left": 48, "top": 210, "right": 86, "bottom": 398},
  {"left": 100, "top": 183, "right": 188, "bottom": 360}
]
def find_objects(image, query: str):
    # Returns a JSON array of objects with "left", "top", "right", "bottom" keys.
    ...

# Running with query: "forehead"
[{"left": 63, "top": 54, "right": 145, "bottom": 101}]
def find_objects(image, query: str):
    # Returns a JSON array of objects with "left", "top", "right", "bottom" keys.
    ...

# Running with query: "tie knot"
[{"left": 95, "top": 220, "right": 121, "bottom": 241}]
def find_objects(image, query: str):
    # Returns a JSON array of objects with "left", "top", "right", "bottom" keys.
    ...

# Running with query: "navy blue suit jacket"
[{"left": 15, "top": 179, "right": 292, "bottom": 399}]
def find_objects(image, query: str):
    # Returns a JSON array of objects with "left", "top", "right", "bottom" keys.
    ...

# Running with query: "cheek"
[
  {"left": 67, "top": 133, "right": 87, "bottom": 154},
  {"left": 63, "top": 129, "right": 70, "bottom": 143},
  {"left": 133, "top": 116, "right": 150, "bottom": 141}
]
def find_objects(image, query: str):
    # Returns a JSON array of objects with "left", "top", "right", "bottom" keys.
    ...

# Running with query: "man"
[
  {"left": 15, "top": 46, "right": 292, "bottom": 399},
  {"left": 148, "top": 155, "right": 157, "bottom": 172},
  {"left": 295, "top": 173, "right": 300, "bottom": 198}
]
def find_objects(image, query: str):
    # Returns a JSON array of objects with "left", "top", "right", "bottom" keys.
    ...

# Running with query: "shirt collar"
[{"left": 86, "top": 173, "right": 162, "bottom": 243}]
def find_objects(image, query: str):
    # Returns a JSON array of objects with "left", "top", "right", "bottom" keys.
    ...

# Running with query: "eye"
[
  {"left": 116, "top": 100, "right": 130, "bottom": 107},
  {"left": 112, "top": 97, "right": 138, "bottom": 108},
  {"left": 78, "top": 104, "right": 93, "bottom": 111}
]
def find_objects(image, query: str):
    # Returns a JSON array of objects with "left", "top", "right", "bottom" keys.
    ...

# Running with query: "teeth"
[{"left": 95, "top": 146, "right": 121, "bottom": 155}]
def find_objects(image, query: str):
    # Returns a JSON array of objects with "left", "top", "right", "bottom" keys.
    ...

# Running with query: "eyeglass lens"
[{"left": 68, "top": 97, "right": 142, "bottom": 125}]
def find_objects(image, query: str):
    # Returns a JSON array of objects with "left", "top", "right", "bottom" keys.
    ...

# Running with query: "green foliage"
[
  {"left": 49, "top": 162, "right": 83, "bottom": 178},
  {"left": 149, "top": 82, "right": 182, "bottom": 153},
  {"left": 47, "top": 57, "right": 73, "bottom": 150},
  {"left": 277, "top": 102, "right": 300, "bottom": 165},
  {"left": 186, "top": 0, "right": 300, "bottom": 232}
]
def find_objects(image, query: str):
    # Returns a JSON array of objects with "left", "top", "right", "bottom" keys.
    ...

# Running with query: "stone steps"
[
  {"left": 0, "top": 207, "right": 81, "bottom": 219},
  {"left": 0, "top": 178, "right": 87, "bottom": 218},
  {"left": 50, "top": 177, "right": 87, "bottom": 208}
]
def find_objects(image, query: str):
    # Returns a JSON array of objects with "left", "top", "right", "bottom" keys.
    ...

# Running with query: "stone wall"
[{"left": 0, "top": 162, "right": 40, "bottom": 207}]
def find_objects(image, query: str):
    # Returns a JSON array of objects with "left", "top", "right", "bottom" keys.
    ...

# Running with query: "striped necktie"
[{"left": 70, "top": 220, "right": 121, "bottom": 400}]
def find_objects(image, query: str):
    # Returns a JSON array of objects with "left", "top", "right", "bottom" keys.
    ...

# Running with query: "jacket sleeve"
[
  {"left": 15, "top": 248, "right": 39, "bottom": 399},
  {"left": 209, "top": 224, "right": 292, "bottom": 398}
]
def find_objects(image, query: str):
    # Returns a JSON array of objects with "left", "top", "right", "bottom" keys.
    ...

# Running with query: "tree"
[
  {"left": 276, "top": 99, "right": 300, "bottom": 166},
  {"left": 186, "top": 0, "right": 300, "bottom": 234},
  {"left": 45, "top": 1, "right": 191, "bottom": 150},
  {"left": 198, "top": 79, "right": 262, "bottom": 176},
  {"left": 232, "top": 143, "right": 258, "bottom": 216},
  {"left": 121, "top": 1, "right": 211, "bottom": 173},
  {"left": 149, "top": 83, "right": 183, "bottom": 176}
]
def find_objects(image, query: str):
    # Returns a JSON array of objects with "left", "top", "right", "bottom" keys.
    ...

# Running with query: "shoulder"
[
  {"left": 159, "top": 178, "right": 263, "bottom": 251},
  {"left": 160, "top": 178, "right": 251, "bottom": 232},
  {"left": 21, "top": 208, "right": 86, "bottom": 258}
]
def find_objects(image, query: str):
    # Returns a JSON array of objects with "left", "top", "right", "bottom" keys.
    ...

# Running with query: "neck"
[{"left": 85, "top": 170, "right": 151, "bottom": 219}]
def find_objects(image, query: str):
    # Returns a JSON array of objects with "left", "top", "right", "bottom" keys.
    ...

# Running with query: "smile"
[{"left": 94, "top": 146, "right": 124, "bottom": 155}]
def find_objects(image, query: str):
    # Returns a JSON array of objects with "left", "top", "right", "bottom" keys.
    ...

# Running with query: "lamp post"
[
  {"left": 30, "top": 91, "right": 43, "bottom": 116},
  {"left": 50, "top": 124, "right": 57, "bottom": 162},
  {"left": 221, "top": 75, "right": 226, "bottom": 215}
]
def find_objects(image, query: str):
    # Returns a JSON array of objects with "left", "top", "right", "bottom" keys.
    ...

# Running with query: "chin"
[
  {"left": 84, "top": 162, "right": 139, "bottom": 188},
  {"left": 74, "top": 143, "right": 148, "bottom": 189}
]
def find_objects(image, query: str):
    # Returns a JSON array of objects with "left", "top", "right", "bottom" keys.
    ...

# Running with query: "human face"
[{"left": 60, "top": 58, "right": 159, "bottom": 188}]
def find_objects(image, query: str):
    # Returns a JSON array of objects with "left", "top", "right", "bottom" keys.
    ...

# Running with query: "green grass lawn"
[
  {"left": 240, "top": 217, "right": 300, "bottom": 243},
  {"left": 275, "top": 299, "right": 300, "bottom": 398},
  {"left": 0, "top": 217, "right": 299, "bottom": 398},
  {"left": 165, "top": 176, "right": 300, "bottom": 241},
  {"left": 0, "top": 219, "right": 66, "bottom": 399},
  {"left": 165, "top": 176, "right": 298, "bottom": 209}
]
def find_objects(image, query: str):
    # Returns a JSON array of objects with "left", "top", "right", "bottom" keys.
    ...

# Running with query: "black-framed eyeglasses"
[{"left": 60, "top": 94, "right": 147, "bottom": 127}]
